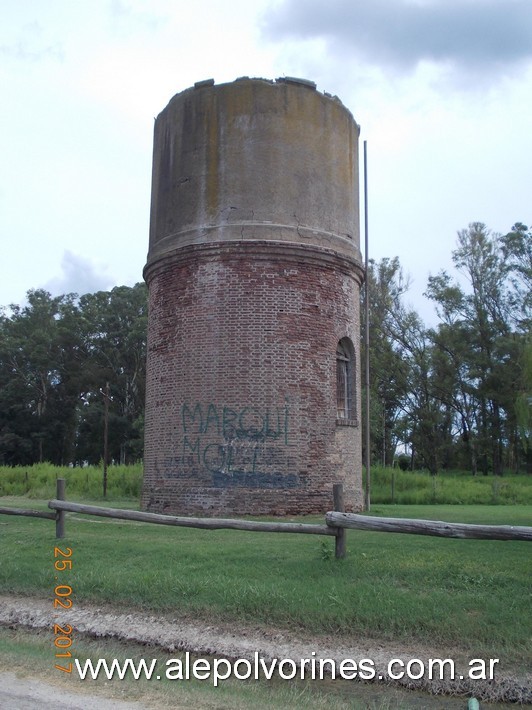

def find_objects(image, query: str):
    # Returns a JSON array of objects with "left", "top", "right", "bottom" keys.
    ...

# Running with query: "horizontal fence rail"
[
  {"left": 0, "top": 506, "right": 56, "bottom": 520},
  {"left": 47, "top": 499, "right": 337, "bottom": 536},
  {"left": 325, "top": 512, "right": 532, "bottom": 542}
]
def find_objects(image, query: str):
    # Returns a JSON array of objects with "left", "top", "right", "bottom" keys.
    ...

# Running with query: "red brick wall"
[{"left": 142, "top": 240, "right": 363, "bottom": 515}]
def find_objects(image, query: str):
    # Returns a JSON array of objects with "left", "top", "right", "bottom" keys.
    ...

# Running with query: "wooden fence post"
[
  {"left": 56, "top": 478, "right": 66, "bottom": 539},
  {"left": 333, "top": 483, "right": 346, "bottom": 559}
]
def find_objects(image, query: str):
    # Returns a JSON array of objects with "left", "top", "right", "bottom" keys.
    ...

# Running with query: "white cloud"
[
  {"left": 262, "top": 0, "right": 532, "bottom": 81},
  {"left": 42, "top": 251, "right": 116, "bottom": 298},
  {"left": 0, "top": 0, "right": 530, "bottom": 325}
]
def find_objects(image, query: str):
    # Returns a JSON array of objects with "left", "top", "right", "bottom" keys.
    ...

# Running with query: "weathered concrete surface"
[{"left": 146, "top": 77, "right": 361, "bottom": 267}]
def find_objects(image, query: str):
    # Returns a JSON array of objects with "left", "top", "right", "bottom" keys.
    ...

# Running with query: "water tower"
[{"left": 141, "top": 77, "right": 364, "bottom": 515}]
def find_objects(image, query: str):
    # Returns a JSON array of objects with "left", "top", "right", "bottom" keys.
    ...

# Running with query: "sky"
[{"left": 1, "top": 0, "right": 531, "bottom": 323}]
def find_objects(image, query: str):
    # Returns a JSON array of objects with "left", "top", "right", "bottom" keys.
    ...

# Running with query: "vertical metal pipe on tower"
[{"left": 364, "top": 140, "right": 371, "bottom": 511}]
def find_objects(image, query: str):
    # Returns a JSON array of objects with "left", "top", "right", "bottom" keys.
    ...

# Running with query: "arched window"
[{"left": 336, "top": 338, "right": 356, "bottom": 423}]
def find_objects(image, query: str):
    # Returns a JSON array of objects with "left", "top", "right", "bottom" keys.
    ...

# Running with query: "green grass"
[
  {"left": 367, "top": 466, "right": 532, "bottom": 505},
  {"left": 0, "top": 627, "right": 479, "bottom": 710},
  {"left": 0, "top": 499, "right": 530, "bottom": 668},
  {"left": 0, "top": 462, "right": 143, "bottom": 500},
  {"left": 2, "top": 467, "right": 529, "bottom": 706},
  {"left": 2, "top": 463, "right": 531, "bottom": 504}
]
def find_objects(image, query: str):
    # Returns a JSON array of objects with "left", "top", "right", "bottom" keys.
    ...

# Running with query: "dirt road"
[
  {"left": 0, "top": 671, "right": 148, "bottom": 710},
  {"left": 0, "top": 594, "right": 529, "bottom": 706}
]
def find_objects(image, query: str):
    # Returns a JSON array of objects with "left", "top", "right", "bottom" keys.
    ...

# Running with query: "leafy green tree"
[
  {"left": 0, "top": 290, "right": 82, "bottom": 464},
  {"left": 361, "top": 257, "right": 411, "bottom": 467},
  {"left": 426, "top": 222, "right": 530, "bottom": 474},
  {"left": 500, "top": 222, "right": 531, "bottom": 330},
  {"left": 386, "top": 306, "right": 452, "bottom": 474},
  {"left": 74, "top": 283, "right": 147, "bottom": 464},
  {"left": 512, "top": 336, "right": 532, "bottom": 472},
  {"left": 0, "top": 283, "right": 147, "bottom": 466}
]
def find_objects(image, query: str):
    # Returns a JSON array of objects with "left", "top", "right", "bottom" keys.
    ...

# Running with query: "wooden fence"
[
  {"left": 325, "top": 511, "right": 532, "bottom": 542},
  {"left": 1, "top": 479, "right": 531, "bottom": 558}
]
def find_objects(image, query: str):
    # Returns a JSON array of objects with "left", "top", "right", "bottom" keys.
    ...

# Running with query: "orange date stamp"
[{"left": 53, "top": 546, "right": 73, "bottom": 673}]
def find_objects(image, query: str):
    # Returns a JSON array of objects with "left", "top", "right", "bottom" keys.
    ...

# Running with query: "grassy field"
[
  {"left": 367, "top": 467, "right": 532, "bottom": 505},
  {"left": 0, "top": 497, "right": 530, "bottom": 668},
  {"left": 1, "top": 486, "right": 530, "bottom": 708},
  {"left": 0, "top": 463, "right": 143, "bottom": 500},
  {"left": 1, "top": 462, "right": 531, "bottom": 505},
  {"left": 0, "top": 463, "right": 532, "bottom": 505}
]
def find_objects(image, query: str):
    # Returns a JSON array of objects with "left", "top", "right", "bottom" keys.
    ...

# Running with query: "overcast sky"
[{"left": 1, "top": 0, "right": 531, "bottom": 322}]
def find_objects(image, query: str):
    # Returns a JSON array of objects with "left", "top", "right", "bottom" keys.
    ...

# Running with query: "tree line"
[
  {"left": 362, "top": 222, "right": 531, "bottom": 474},
  {"left": 0, "top": 283, "right": 147, "bottom": 466},
  {"left": 0, "top": 222, "right": 530, "bottom": 473}
]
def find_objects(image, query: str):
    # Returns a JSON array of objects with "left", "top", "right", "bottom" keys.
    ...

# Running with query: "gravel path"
[{"left": 0, "top": 671, "right": 148, "bottom": 710}]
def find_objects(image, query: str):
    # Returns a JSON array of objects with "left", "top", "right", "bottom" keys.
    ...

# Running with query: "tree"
[
  {"left": 500, "top": 222, "right": 531, "bottom": 330},
  {"left": 361, "top": 257, "right": 411, "bottom": 467},
  {"left": 0, "top": 283, "right": 148, "bottom": 466},
  {"left": 362, "top": 257, "right": 451, "bottom": 473},
  {"left": 74, "top": 283, "right": 147, "bottom": 464},
  {"left": 0, "top": 290, "right": 83, "bottom": 464},
  {"left": 426, "top": 222, "right": 530, "bottom": 474}
]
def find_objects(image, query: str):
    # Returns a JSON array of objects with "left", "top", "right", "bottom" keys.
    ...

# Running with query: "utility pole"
[
  {"left": 364, "top": 140, "right": 371, "bottom": 512},
  {"left": 101, "top": 382, "right": 111, "bottom": 498}
]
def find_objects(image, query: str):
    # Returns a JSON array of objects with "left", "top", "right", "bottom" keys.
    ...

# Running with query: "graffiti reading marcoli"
[{"left": 170, "top": 402, "right": 298, "bottom": 488}]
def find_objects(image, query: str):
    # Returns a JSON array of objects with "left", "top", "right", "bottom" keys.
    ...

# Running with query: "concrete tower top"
[{"left": 145, "top": 77, "right": 361, "bottom": 279}]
